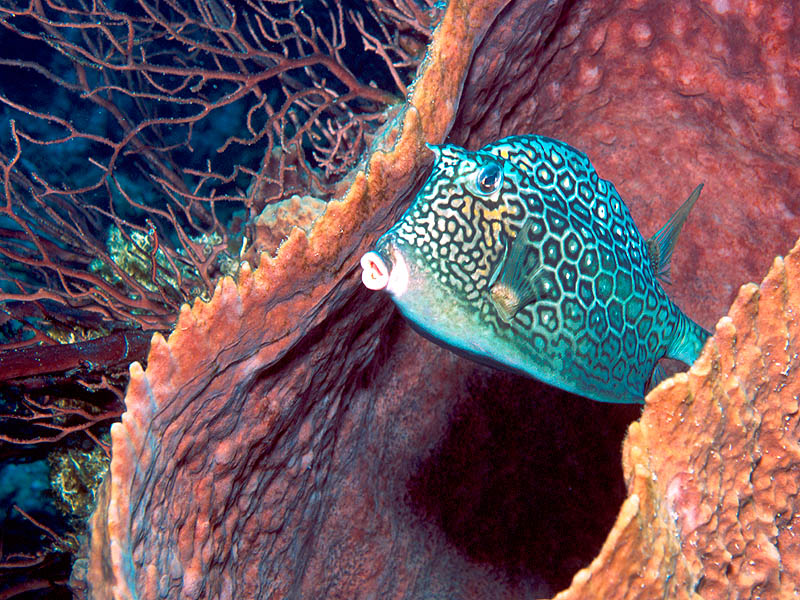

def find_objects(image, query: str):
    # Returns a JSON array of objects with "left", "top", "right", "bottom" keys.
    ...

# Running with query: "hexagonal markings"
[
  {"left": 553, "top": 333, "right": 576, "bottom": 368},
  {"left": 603, "top": 336, "right": 622, "bottom": 375},
  {"left": 625, "top": 295, "right": 644, "bottom": 322},
  {"left": 557, "top": 170, "right": 576, "bottom": 198},
  {"left": 610, "top": 221, "right": 627, "bottom": 244},
  {"left": 572, "top": 162, "right": 591, "bottom": 180},
  {"left": 588, "top": 305, "right": 608, "bottom": 338},
  {"left": 607, "top": 299, "right": 624, "bottom": 333},
  {"left": 539, "top": 269, "right": 561, "bottom": 303},
  {"left": 578, "top": 247, "right": 599, "bottom": 277},
  {"left": 615, "top": 270, "right": 633, "bottom": 301},
  {"left": 591, "top": 218, "right": 612, "bottom": 246},
  {"left": 627, "top": 365, "right": 644, "bottom": 392},
  {"left": 577, "top": 334, "right": 609, "bottom": 379},
  {"left": 547, "top": 144, "right": 565, "bottom": 167},
  {"left": 614, "top": 244, "right": 632, "bottom": 272},
  {"left": 632, "top": 268, "right": 647, "bottom": 295},
  {"left": 563, "top": 231, "right": 581, "bottom": 261},
  {"left": 622, "top": 326, "right": 638, "bottom": 359},
  {"left": 534, "top": 162, "right": 555, "bottom": 187},
  {"left": 557, "top": 261, "right": 578, "bottom": 294},
  {"left": 577, "top": 180, "right": 595, "bottom": 204},
  {"left": 637, "top": 314, "right": 654, "bottom": 341},
  {"left": 536, "top": 303, "right": 559, "bottom": 334},
  {"left": 629, "top": 244, "right": 642, "bottom": 266},
  {"left": 645, "top": 289, "right": 658, "bottom": 311},
  {"left": 576, "top": 223, "right": 594, "bottom": 244},
  {"left": 525, "top": 219, "right": 547, "bottom": 243},
  {"left": 544, "top": 208, "right": 569, "bottom": 236},
  {"left": 530, "top": 331, "right": 548, "bottom": 354},
  {"left": 543, "top": 189, "right": 569, "bottom": 216},
  {"left": 599, "top": 246, "right": 616, "bottom": 271},
  {"left": 578, "top": 278, "right": 594, "bottom": 307},
  {"left": 636, "top": 344, "right": 648, "bottom": 365},
  {"left": 611, "top": 357, "right": 627, "bottom": 383},
  {"left": 594, "top": 201, "right": 609, "bottom": 223},
  {"left": 576, "top": 331, "right": 597, "bottom": 358},
  {"left": 542, "top": 237, "right": 562, "bottom": 268},
  {"left": 662, "top": 319, "right": 676, "bottom": 340},
  {"left": 594, "top": 272, "right": 614, "bottom": 301},
  {"left": 514, "top": 306, "right": 533, "bottom": 329},
  {"left": 520, "top": 190, "right": 545, "bottom": 216},
  {"left": 647, "top": 330, "right": 660, "bottom": 355},
  {"left": 514, "top": 156, "right": 533, "bottom": 176},
  {"left": 569, "top": 201, "right": 593, "bottom": 229},
  {"left": 561, "top": 298, "right": 586, "bottom": 334},
  {"left": 555, "top": 331, "right": 573, "bottom": 350},
  {"left": 605, "top": 333, "right": 621, "bottom": 356},
  {"left": 591, "top": 358, "right": 611, "bottom": 381},
  {"left": 656, "top": 305, "right": 670, "bottom": 326},
  {"left": 607, "top": 190, "right": 620, "bottom": 212}
]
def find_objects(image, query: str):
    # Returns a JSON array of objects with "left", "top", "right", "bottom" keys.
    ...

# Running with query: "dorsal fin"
[{"left": 646, "top": 183, "right": 703, "bottom": 284}]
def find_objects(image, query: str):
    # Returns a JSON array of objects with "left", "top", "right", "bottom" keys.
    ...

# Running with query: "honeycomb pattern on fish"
[{"left": 367, "top": 135, "right": 709, "bottom": 403}]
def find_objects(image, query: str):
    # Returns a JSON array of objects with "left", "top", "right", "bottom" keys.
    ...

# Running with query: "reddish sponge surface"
[{"left": 78, "top": 1, "right": 800, "bottom": 598}]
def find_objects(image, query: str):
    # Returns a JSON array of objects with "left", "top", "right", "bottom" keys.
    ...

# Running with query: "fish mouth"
[
  {"left": 360, "top": 240, "right": 409, "bottom": 297},
  {"left": 360, "top": 250, "right": 390, "bottom": 290}
]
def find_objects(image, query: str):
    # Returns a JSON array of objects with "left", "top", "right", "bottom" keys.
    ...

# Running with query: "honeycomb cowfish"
[{"left": 360, "top": 135, "right": 710, "bottom": 403}]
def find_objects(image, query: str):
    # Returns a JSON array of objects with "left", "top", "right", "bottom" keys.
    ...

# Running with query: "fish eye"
[{"left": 475, "top": 162, "right": 503, "bottom": 195}]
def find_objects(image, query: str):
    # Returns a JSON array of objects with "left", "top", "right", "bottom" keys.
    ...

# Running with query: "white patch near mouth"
[{"left": 385, "top": 248, "right": 408, "bottom": 297}]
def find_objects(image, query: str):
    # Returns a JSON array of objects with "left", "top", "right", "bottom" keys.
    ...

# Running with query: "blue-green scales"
[{"left": 360, "top": 135, "right": 710, "bottom": 403}]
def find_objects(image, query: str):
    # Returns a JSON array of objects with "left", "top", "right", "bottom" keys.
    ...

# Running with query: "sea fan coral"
[{"left": 0, "top": 0, "right": 440, "bottom": 595}]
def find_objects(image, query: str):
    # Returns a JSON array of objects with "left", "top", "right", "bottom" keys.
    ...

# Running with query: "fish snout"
[{"left": 360, "top": 238, "right": 409, "bottom": 297}]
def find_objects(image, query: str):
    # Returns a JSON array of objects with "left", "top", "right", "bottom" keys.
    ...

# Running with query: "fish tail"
[{"left": 667, "top": 313, "right": 711, "bottom": 365}]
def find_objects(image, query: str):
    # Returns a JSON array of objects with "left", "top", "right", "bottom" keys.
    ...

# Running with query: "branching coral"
[
  {"left": 0, "top": 0, "right": 440, "bottom": 343},
  {"left": 0, "top": 1, "right": 440, "bottom": 596}
]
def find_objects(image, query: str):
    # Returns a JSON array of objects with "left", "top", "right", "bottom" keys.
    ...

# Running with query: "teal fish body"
[{"left": 360, "top": 135, "right": 709, "bottom": 403}]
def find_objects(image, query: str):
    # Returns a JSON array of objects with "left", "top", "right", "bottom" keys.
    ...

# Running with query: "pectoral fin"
[
  {"left": 488, "top": 220, "right": 548, "bottom": 323},
  {"left": 646, "top": 183, "right": 703, "bottom": 283}
]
